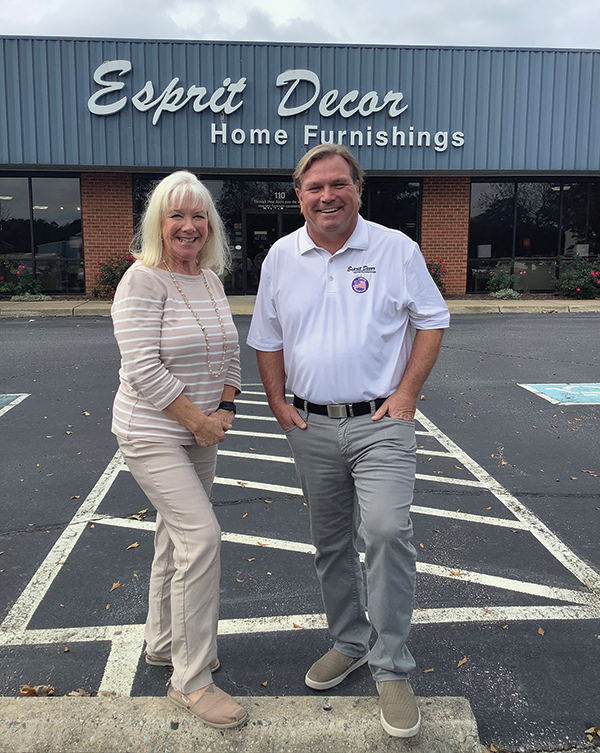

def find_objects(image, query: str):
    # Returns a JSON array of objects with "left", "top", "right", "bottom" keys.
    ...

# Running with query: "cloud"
[{"left": 1, "top": 0, "right": 600, "bottom": 49}]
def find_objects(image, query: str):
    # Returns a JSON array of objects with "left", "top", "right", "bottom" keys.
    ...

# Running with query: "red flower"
[{"left": 576, "top": 287, "right": 581, "bottom": 291}]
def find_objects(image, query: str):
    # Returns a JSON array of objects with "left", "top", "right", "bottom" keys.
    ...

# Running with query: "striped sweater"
[{"left": 111, "top": 261, "right": 241, "bottom": 444}]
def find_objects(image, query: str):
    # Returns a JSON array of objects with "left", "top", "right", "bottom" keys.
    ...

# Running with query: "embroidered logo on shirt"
[
  {"left": 347, "top": 265, "right": 376, "bottom": 274},
  {"left": 351, "top": 276, "right": 369, "bottom": 294}
]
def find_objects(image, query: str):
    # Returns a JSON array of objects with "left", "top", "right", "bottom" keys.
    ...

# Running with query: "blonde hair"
[
  {"left": 293, "top": 144, "right": 365, "bottom": 196},
  {"left": 133, "top": 171, "right": 230, "bottom": 275}
]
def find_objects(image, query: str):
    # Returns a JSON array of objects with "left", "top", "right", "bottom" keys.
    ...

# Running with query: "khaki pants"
[{"left": 118, "top": 438, "right": 220, "bottom": 694}]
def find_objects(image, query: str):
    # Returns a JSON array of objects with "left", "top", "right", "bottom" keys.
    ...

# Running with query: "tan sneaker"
[
  {"left": 305, "top": 647, "right": 369, "bottom": 690},
  {"left": 168, "top": 684, "right": 247, "bottom": 729},
  {"left": 377, "top": 680, "right": 421, "bottom": 738}
]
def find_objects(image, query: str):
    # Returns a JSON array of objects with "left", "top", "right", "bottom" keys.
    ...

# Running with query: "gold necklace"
[{"left": 162, "top": 259, "right": 228, "bottom": 378}]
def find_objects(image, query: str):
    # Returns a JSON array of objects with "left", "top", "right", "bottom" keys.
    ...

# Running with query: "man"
[{"left": 247, "top": 144, "right": 449, "bottom": 738}]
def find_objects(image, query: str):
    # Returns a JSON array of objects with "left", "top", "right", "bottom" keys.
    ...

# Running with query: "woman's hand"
[{"left": 193, "top": 413, "right": 233, "bottom": 447}]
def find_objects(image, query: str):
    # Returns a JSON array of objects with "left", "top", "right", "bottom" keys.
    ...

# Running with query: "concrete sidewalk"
[
  {"left": 2, "top": 295, "right": 600, "bottom": 318},
  {"left": 0, "top": 694, "right": 482, "bottom": 753}
]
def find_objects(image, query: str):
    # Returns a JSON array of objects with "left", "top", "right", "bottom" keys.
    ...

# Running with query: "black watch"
[{"left": 218, "top": 400, "right": 237, "bottom": 414}]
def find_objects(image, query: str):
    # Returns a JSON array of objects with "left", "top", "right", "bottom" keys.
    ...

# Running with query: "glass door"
[{"left": 244, "top": 211, "right": 304, "bottom": 292}]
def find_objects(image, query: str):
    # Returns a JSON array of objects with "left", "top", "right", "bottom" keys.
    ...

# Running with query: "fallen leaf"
[
  {"left": 106, "top": 604, "right": 111, "bottom": 610},
  {"left": 570, "top": 477, "right": 578, "bottom": 480},
  {"left": 457, "top": 656, "right": 468, "bottom": 668},
  {"left": 454, "top": 465, "right": 463, "bottom": 470},
  {"left": 538, "top": 627, "right": 545, "bottom": 636},
  {"left": 484, "top": 506, "right": 492, "bottom": 510},
  {"left": 237, "top": 481, "right": 247, "bottom": 487},
  {"left": 292, "top": 622, "right": 306, "bottom": 629},
  {"left": 19, "top": 684, "right": 39, "bottom": 697},
  {"left": 501, "top": 625, "right": 508, "bottom": 630},
  {"left": 449, "top": 570, "right": 466, "bottom": 577},
  {"left": 70, "top": 495, "right": 80, "bottom": 500},
  {"left": 490, "top": 745, "right": 498, "bottom": 752},
  {"left": 34, "top": 685, "right": 54, "bottom": 697},
  {"left": 423, "top": 668, "right": 434, "bottom": 673},
  {"left": 419, "top": 394, "right": 426, "bottom": 400},
  {"left": 257, "top": 542, "right": 265, "bottom": 547},
  {"left": 110, "top": 581, "right": 121, "bottom": 592},
  {"left": 126, "top": 542, "right": 139, "bottom": 550},
  {"left": 68, "top": 688, "right": 91, "bottom": 697},
  {"left": 247, "top": 558, "right": 255, "bottom": 562},
  {"left": 265, "top": 499, "right": 273, "bottom": 504},
  {"left": 242, "top": 513, "right": 248, "bottom": 518},
  {"left": 81, "top": 411, "right": 90, "bottom": 416},
  {"left": 419, "top": 543, "right": 424, "bottom": 548},
  {"left": 236, "top": 578, "right": 244, "bottom": 583},
  {"left": 65, "top": 431, "right": 73, "bottom": 435},
  {"left": 483, "top": 608, "right": 492, "bottom": 613},
  {"left": 133, "top": 573, "right": 138, "bottom": 578},
  {"left": 261, "top": 681, "right": 268, "bottom": 687},
  {"left": 64, "top": 646, "right": 70, "bottom": 652}
]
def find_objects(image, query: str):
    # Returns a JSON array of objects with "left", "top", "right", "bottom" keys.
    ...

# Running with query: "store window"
[
  {"left": 364, "top": 178, "right": 421, "bottom": 241},
  {"left": 468, "top": 178, "right": 600, "bottom": 291},
  {"left": 0, "top": 175, "right": 83, "bottom": 294},
  {"left": 133, "top": 174, "right": 421, "bottom": 294}
]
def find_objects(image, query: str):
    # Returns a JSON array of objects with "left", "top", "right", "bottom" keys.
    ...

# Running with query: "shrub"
[
  {"left": 427, "top": 258, "right": 447, "bottom": 295},
  {"left": 555, "top": 256, "right": 600, "bottom": 299},
  {"left": 490, "top": 288, "right": 521, "bottom": 299},
  {"left": 0, "top": 265, "right": 43, "bottom": 296},
  {"left": 91, "top": 253, "right": 135, "bottom": 298},
  {"left": 486, "top": 264, "right": 517, "bottom": 293}
]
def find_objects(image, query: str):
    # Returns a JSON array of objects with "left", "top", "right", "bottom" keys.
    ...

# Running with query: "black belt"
[{"left": 293, "top": 395, "right": 386, "bottom": 418}]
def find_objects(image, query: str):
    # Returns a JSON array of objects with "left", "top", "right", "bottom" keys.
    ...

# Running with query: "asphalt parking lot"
[{"left": 1, "top": 312, "right": 599, "bottom": 752}]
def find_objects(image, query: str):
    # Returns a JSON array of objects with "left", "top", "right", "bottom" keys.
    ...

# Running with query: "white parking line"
[{"left": 2, "top": 404, "right": 599, "bottom": 699}]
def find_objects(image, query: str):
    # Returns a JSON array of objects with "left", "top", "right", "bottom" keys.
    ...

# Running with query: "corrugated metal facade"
[{"left": 1, "top": 36, "right": 599, "bottom": 173}]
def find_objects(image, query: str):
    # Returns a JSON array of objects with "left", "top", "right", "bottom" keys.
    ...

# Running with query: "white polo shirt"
[{"left": 247, "top": 215, "right": 450, "bottom": 404}]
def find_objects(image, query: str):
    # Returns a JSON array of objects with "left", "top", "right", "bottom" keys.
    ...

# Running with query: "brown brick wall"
[
  {"left": 81, "top": 173, "right": 134, "bottom": 295},
  {"left": 420, "top": 176, "right": 471, "bottom": 295}
]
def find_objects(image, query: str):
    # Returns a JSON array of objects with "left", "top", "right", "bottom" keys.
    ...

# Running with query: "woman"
[{"left": 111, "top": 171, "right": 246, "bottom": 728}]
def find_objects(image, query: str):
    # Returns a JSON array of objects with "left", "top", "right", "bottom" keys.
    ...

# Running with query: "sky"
[{"left": 1, "top": 0, "right": 599, "bottom": 50}]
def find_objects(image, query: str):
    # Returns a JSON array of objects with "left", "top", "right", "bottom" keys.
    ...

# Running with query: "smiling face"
[
  {"left": 295, "top": 154, "right": 361, "bottom": 253},
  {"left": 161, "top": 195, "right": 209, "bottom": 273}
]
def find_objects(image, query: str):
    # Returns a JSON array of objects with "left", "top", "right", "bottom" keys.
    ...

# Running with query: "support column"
[
  {"left": 81, "top": 173, "right": 134, "bottom": 296},
  {"left": 420, "top": 177, "right": 471, "bottom": 295}
]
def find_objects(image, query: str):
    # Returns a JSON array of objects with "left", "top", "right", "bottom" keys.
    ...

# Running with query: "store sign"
[{"left": 88, "top": 60, "right": 465, "bottom": 153}]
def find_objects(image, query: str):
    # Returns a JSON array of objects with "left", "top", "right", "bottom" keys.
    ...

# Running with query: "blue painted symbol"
[
  {"left": 351, "top": 276, "right": 369, "bottom": 294},
  {"left": 0, "top": 394, "right": 30, "bottom": 417},
  {"left": 519, "top": 383, "right": 600, "bottom": 404}
]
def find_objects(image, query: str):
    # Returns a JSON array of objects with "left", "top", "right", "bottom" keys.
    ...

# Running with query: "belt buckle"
[{"left": 326, "top": 404, "right": 348, "bottom": 419}]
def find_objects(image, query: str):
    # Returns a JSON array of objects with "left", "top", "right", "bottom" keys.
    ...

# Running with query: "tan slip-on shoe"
[
  {"left": 305, "top": 647, "right": 369, "bottom": 690},
  {"left": 377, "top": 680, "right": 421, "bottom": 738},
  {"left": 167, "top": 684, "right": 247, "bottom": 729}
]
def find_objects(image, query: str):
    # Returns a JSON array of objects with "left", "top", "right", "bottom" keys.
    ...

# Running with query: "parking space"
[{"left": 1, "top": 382, "right": 597, "bottom": 703}]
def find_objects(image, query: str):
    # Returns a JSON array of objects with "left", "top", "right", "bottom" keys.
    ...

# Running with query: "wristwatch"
[{"left": 218, "top": 400, "right": 237, "bottom": 414}]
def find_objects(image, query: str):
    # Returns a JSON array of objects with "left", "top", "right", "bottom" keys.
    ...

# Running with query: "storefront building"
[{"left": 1, "top": 36, "right": 599, "bottom": 296}]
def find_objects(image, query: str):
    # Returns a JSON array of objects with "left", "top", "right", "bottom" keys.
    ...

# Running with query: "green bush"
[
  {"left": 92, "top": 253, "right": 135, "bottom": 298},
  {"left": 555, "top": 257, "right": 600, "bottom": 299},
  {"left": 486, "top": 264, "right": 517, "bottom": 293},
  {"left": 490, "top": 288, "right": 521, "bottom": 300},
  {"left": 0, "top": 265, "right": 43, "bottom": 296},
  {"left": 427, "top": 258, "right": 447, "bottom": 295}
]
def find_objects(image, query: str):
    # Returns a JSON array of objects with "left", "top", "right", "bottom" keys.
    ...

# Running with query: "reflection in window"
[
  {"left": 364, "top": 179, "right": 420, "bottom": 241},
  {"left": 0, "top": 176, "right": 83, "bottom": 294},
  {"left": 0, "top": 177, "right": 30, "bottom": 264},
  {"left": 515, "top": 182, "right": 560, "bottom": 257},
  {"left": 469, "top": 182, "right": 515, "bottom": 260}
]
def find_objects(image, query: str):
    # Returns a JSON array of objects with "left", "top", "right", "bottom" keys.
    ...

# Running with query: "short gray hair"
[
  {"left": 293, "top": 144, "right": 365, "bottom": 195},
  {"left": 134, "top": 171, "right": 230, "bottom": 275}
]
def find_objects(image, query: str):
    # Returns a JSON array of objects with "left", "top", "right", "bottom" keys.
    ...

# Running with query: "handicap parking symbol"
[{"left": 518, "top": 383, "right": 600, "bottom": 404}]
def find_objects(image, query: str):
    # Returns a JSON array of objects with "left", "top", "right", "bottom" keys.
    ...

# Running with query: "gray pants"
[
  {"left": 286, "top": 411, "right": 417, "bottom": 681},
  {"left": 118, "top": 438, "right": 220, "bottom": 695}
]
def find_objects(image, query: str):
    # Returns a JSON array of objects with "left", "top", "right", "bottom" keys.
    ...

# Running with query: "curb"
[
  {"left": 2, "top": 296, "right": 600, "bottom": 318},
  {"left": 0, "top": 695, "right": 481, "bottom": 753}
]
